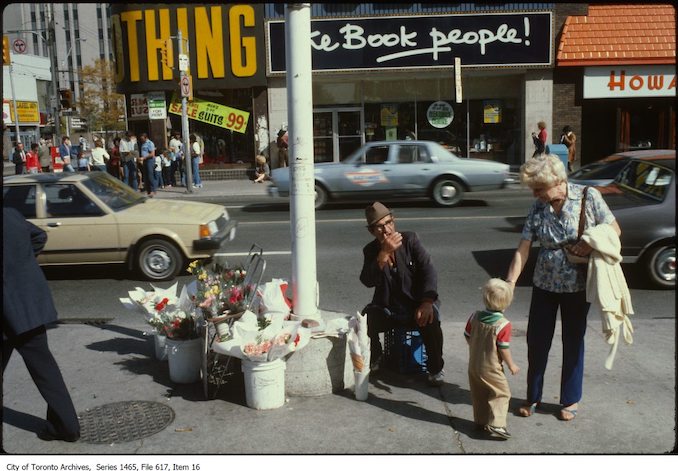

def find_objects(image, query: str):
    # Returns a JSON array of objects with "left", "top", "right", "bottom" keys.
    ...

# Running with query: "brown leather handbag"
[{"left": 564, "top": 186, "right": 590, "bottom": 264}]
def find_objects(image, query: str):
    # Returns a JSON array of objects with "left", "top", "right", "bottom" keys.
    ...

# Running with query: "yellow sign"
[
  {"left": 168, "top": 93, "right": 249, "bottom": 133},
  {"left": 3, "top": 35, "right": 11, "bottom": 65},
  {"left": 5, "top": 100, "right": 40, "bottom": 124}
]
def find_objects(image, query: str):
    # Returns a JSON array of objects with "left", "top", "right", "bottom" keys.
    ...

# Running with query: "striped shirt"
[{"left": 464, "top": 310, "right": 512, "bottom": 349}]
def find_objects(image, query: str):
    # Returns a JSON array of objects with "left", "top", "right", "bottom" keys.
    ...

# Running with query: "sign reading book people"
[
  {"left": 168, "top": 93, "right": 249, "bottom": 133},
  {"left": 267, "top": 12, "right": 551, "bottom": 73}
]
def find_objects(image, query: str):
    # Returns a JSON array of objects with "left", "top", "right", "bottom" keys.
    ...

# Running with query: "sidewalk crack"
[{"left": 437, "top": 387, "right": 467, "bottom": 454}]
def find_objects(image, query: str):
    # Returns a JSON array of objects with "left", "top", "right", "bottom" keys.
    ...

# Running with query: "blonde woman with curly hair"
[{"left": 505, "top": 154, "right": 620, "bottom": 421}]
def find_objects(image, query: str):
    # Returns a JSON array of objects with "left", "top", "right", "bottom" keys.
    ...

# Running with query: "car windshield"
[
  {"left": 614, "top": 160, "right": 674, "bottom": 202},
  {"left": 569, "top": 158, "right": 629, "bottom": 180},
  {"left": 81, "top": 171, "right": 146, "bottom": 210}
]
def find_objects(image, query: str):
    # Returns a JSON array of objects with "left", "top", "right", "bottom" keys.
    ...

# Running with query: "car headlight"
[{"left": 199, "top": 220, "right": 219, "bottom": 238}]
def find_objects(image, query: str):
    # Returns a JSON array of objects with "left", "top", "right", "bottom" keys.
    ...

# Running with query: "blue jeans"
[
  {"left": 525, "top": 286, "right": 590, "bottom": 407},
  {"left": 191, "top": 157, "right": 201, "bottom": 185},
  {"left": 143, "top": 158, "right": 157, "bottom": 193},
  {"left": 122, "top": 159, "right": 137, "bottom": 190}
]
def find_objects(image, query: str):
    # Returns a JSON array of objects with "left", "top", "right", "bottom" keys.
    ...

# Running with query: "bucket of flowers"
[{"left": 188, "top": 260, "right": 254, "bottom": 342}]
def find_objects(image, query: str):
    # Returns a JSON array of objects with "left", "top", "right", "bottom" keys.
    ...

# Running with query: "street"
[{"left": 44, "top": 188, "right": 673, "bottom": 324}]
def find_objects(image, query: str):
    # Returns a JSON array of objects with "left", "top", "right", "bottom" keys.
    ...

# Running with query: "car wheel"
[
  {"left": 431, "top": 178, "right": 464, "bottom": 207},
  {"left": 136, "top": 239, "right": 183, "bottom": 281},
  {"left": 315, "top": 183, "right": 328, "bottom": 210},
  {"left": 645, "top": 244, "right": 675, "bottom": 288}
]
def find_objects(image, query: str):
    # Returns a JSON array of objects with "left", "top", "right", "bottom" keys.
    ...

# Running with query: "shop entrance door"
[{"left": 313, "top": 107, "right": 364, "bottom": 163}]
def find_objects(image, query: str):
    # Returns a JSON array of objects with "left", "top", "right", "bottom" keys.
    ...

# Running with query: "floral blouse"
[{"left": 521, "top": 183, "right": 616, "bottom": 293}]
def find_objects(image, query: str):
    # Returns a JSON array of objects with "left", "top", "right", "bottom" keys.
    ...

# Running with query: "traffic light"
[
  {"left": 161, "top": 38, "right": 174, "bottom": 68},
  {"left": 59, "top": 89, "right": 73, "bottom": 110},
  {"left": 3, "top": 35, "right": 10, "bottom": 65}
]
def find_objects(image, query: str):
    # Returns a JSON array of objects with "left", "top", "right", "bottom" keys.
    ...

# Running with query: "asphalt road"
[{"left": 44, "top": 189, "right": 673, "bottom": 324}]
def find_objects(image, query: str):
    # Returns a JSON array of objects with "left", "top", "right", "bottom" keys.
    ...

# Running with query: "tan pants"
[{"left": 468, "top": 317, "right": 511, "bottom": 427}]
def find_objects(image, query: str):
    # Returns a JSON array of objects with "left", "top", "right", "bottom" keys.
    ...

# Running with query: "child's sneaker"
[{"left": 485, "top": 424, "right": 511, "bottom": 439}]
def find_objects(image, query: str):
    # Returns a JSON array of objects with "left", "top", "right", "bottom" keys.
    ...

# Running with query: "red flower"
[
  {"left": 155, "top": 297, "right": 170, "bottom": 311},
  {"left": 294, "top": 334, "right": 300, "bottom": 347}
]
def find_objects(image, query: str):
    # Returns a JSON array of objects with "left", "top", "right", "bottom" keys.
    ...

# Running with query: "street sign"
[
  {"left": 147, "top": 91, "right": 167, "bottom": 120},
  {"left": 178, "top": 54, "right": 189, "bottom": 72},
  {"left": 12, "top": 38, "right": 27, "bottom": 54},
  {"left": 180, "top": 74, "right": 193, "bottom": 100}
]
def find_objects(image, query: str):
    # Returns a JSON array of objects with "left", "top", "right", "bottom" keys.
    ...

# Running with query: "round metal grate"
[{"left": 78, "top": 400, "right": 175, "bottom": 444}]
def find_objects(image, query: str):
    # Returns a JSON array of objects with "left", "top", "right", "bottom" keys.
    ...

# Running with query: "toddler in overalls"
[{"left": 465, "top": 278, "right": 520, "bottom": 439}]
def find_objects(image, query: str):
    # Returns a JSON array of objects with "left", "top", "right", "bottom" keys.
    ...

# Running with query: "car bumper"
[
  {"left": 268, "top": 186, "right": 288, "bottom": 197},
  {"left": 193, "top": 219, "right": 238, "bottom": 251}
]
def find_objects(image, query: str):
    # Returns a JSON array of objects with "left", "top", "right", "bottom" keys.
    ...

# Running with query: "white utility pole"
[
  {"left": 285, "top": 3, "right": 319, "bottom": 320},
  {"left": 178, "top": 30, "right": 193, "bottom": 193}
]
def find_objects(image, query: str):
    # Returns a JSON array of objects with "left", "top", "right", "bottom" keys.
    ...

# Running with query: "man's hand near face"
[{"left": 377, "top": 231, "right": 402, "bottom": 269}]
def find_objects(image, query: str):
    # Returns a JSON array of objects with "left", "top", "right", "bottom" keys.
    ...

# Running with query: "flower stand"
[
  {"left": 241, "top": 358, "right": 286, "bottom": 410},
  {"left": 166, "top": 337, "right": 202, "bottom": 384},
  {"left": 154, "top": 333, "right": 168, "bottom": 361}
]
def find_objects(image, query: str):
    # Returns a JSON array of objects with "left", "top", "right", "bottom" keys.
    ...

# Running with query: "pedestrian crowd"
[{"left": 9, "top": 130, "right": 204, "bottom": 197}]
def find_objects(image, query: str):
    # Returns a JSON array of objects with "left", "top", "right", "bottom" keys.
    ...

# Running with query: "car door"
[
  {"left": 387, "top": 143, "right": 436, "bottom": 196},
  {"left": 337, "top": 144, "right": 396, "bottom": 196},
  {"left": 2, "top": 183, "right": 50, "bottom": 264},
  {"left": 42, "top": 182, "right": 121, "bottom": 264}
]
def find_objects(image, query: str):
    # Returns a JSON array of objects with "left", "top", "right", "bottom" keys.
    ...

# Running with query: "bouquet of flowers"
[
  {"left": 188, "top": 260, "right": 254, "bottom": 320},
  {"left": 120, "top": 282, "right": 199, "bottom": 340}
]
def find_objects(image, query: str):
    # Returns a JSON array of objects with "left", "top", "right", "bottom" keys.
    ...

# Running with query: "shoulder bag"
[{"left": 564, "top": 186, "right": 590, "bottom": 264}]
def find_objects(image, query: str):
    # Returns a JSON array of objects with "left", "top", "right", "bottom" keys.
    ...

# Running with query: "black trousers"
[
  {"left": 362, "top": 304, "right": 445, "bottom": 375},
  {"left": 2, "top": 325, "right": 80, "bottom": 438}
]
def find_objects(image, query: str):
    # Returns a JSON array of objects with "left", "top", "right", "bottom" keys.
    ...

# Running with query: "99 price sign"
[{"left": 168, "top": 94, "right": 250, "bottom": 134}]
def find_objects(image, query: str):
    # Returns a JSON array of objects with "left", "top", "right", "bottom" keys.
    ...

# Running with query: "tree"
[{"left": 77, "top": 58, "right": 126, "bottom": 141}]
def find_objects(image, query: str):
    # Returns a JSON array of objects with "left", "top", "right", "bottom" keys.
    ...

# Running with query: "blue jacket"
[
  {"left": 2, "top": 208, "right": 59, "bottom": 336},
  {"left": 360, "top": 231, "right": 439, "bottom": 311}
]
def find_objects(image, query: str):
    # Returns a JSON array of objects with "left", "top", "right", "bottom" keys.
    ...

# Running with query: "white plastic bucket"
[
  {"left": 166, "top": 338, "right": 201, "bottom": 384},
  {"left": 154, "top": 333, "right": 168, "bottom": 361},
  {"left": 241, "top": 358, "right": 286, "bottom": 410},
  {"left": 354, "top": 369, "right": 370, "bottom": 401}
]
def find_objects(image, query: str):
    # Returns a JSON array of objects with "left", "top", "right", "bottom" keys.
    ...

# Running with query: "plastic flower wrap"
[
  {"left": 347, "top": 311, "right": 371, "bottom": 372},
  {"left": 120, "top": 283, "right": 199, "bottom": 339},
  {"left": 212, "top": 311, "right": 312, "bottom": 362}
]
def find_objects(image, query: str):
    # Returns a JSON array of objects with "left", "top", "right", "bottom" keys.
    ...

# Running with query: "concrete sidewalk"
[{"left": 2, "top": 313, "right": 675, "bottom": 455}]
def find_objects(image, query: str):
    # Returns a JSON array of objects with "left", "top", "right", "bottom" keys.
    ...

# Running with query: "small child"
[
  {"left": 465, "top": 278, "right": 520, "bottom": 440},
  {"left": 161, "top": 149, "right": 172, "bottom": 188},
  {"left": 154, "top": 153, "right": 164, "bottom": 189}
]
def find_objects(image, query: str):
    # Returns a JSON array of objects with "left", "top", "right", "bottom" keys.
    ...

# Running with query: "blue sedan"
[{"left": 268, "top": 140, "right": 511, "bottom": 209}]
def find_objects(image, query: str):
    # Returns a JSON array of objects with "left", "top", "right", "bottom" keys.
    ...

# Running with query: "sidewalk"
[{"left": 2, "top": 314, "right": 675, "bottom": 455}]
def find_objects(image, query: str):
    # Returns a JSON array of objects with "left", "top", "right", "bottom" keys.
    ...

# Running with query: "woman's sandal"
[
  {"left": 559, "top": 407, "right": 578, "bottom": 421},
  {"left": 518, "top": 403, "right": 538, "bottom": 417}
]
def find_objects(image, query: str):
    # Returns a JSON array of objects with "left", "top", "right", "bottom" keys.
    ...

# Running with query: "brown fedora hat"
[{"left": 365, "top": 202, "right": 392, "bottom": 227}]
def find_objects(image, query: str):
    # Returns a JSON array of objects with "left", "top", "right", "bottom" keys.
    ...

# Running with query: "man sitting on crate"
[{"left": 360, "top": 202, "right": 445, "bottom": 386}]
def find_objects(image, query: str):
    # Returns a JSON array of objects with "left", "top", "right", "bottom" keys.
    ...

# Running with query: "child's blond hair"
[{"left": 482, "top": 278, "right": 513, "bottom": 312}]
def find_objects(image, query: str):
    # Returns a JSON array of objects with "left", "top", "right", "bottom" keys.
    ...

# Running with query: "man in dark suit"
[
  {"left": 2, "top": 208, "right": 80, "bottom": 442},
  {"left": 360, "top": 202, "right": 445, "bottom": 385}
]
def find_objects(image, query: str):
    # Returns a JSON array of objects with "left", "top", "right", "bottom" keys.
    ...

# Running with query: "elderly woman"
[{"left": 505, "top": 154, "right": 620, "bottom": 421}]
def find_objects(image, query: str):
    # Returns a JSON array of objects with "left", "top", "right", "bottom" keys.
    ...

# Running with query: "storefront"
[
  {"left": 110, "top": 4, "right": 268, "bottom": 164},
  {"left": 556, "top": 4, "right": 676, "bottom": 164},
  {"left": 266, "top": 6, "right": 555, "bottom": 168}
]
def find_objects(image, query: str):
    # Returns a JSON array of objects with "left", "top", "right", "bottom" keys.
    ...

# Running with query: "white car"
[{"left": 269, "top": 140, "right": 510, "bottom": 209}]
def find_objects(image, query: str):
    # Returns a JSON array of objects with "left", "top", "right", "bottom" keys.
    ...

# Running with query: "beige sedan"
[{"left": 3, "top": 171, "right": 237, "bottom": 280}]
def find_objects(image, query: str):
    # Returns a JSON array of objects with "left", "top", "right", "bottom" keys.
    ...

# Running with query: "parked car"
[
  {"left": 3, "top": 171, "right": 237, "bottom": 281},
  {"left": 268, "top": 140, "right": 510, "bottom": 209},
  {"left": 569, "top": 149, "right": 675, "bottom": 186},
  {"left": 598, "top": 153, "right": 675, "bottom": 288}
]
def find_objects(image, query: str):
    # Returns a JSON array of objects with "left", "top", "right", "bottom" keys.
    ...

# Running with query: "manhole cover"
[{"left": 78, "top": 401, "right": 175, "bottom": 444}]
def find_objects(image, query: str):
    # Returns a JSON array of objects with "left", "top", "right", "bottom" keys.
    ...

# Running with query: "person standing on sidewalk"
[
  {"left": 38, "top": 138, "right": 52, "bottom": 173},
  {"left": 189, "top": 134, "right": 203, "bottom": 188},
  {"left": 25, "top": 143, "right": 41, "bottom": 174},
  {"left": 168, "top": 132, "right": 182, "bottom": 187},
  {"left": 12, "top": 142, "right": 26, "bottom": 175},
  {"left": 58, "top": 136, "right": 75, "bottom": 172},
  {"left": 465, "top": 278, "right": 520, "bottom": 440},
  {"left": 2, "top": 208, "right": 81, "bottom": 442},
  {"left": 505, "top": 154, "right": 619, "bottom": 421},
  {"left": 119, "top": 133, "right": 138, "bottom": 189},
  {"left": 359, "top": 202, "right": 445, "bottom": 386},
  {"left": 89, "top": 139, "right": 110, "bottom": 172},
  {"left": 139, "top": 133, "right": 157, "bottom": 196}
]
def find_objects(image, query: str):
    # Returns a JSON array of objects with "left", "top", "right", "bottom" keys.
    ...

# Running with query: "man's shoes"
[
  {"left": 427, "top": 369, "right": 445, "bottom": 386},
  {"left": 485, "top": 424, "right": 511, "bottom": 440},
  {"left": 37, "top": 428, "right": 80, "bottom": 442}
]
